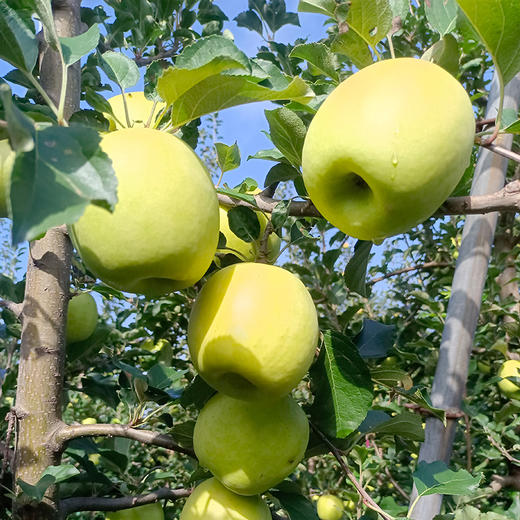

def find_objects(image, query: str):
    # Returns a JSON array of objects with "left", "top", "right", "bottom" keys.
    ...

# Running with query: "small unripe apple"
[
  {"left": 194, "top": 393, "right": 309, "bottom": 496},
  {"left": 180, "top": 477, "right": 271, "bottom": 520},
  {"left": 105, "top": 502, "right": 164, "bottom": 520},
  {"left": 66, "top": 293, "right": 98, "bottom": 344},
  {"left": 317, "top": 495, "right": 343, "bottom": 520},
  {"left": 81, "top": 417, "right": 97, "bottom": 425},
  {"left": 0, "top": 140, "right": 15, "bottom": 218},
  {"left": 498, "top": 360, "right": 520, "bottom": 399},
  {"left": 106, "top": 92, "right": 165, "bottom": 130},
  {"left": 302, "top": 58, "right": 475, "bottom": 241},
  {"left": 188, "top": 263, "right": 318, "bottom": 400},
  {"left": 71, "top": 128, "right": 219, "bottom": 296}
]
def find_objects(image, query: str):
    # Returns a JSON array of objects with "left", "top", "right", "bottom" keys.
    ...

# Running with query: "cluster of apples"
[{"left": 180, "top": 261, "right": 319, "bottom": 518}]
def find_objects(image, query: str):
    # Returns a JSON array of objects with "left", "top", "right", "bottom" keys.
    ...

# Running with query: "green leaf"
[
  {"left": 169, "top": 75, "right": 313, "bottom": 127},
  {"left": 265, "top": 162, "right": 301, "bottom": 187},
  {"left": 10, "top": 125, "right": 118, "bottom": 244},
  {"left": 290, "top": 43, "right": 339, "bottom": 82},
  {"left": 356, "top": 319, "right": 396, "bottom": 358},
  {"left": 503, "top": 119, "right": 520, "bottom": 134},
  {"left": 264, "top": 107, "right": 307, "bottom": 168},
  {"left": 272, "top": 491, "right": 319, "bottom": 520},
  {"left": 422, "top": 33, "right": 460, "bottom": 76},
  {"left": 180, "top": 375, "right": 216, "bottom": 409},
  {"left": 344, "top": 240, "right": 373, "bottom": 297},
  {"left": 361, "top": 410, "right": 425, "bottom": 441},
  {"left": 347, "top": 0, "right": 393, "bottom": 50},
  {"left": 249, "top": 148, "right": 286, "bottom": 163},
  {"left": 42, "top": 464, "right": 80, "bottom": 483},
  {"left": 170, "top": 421, "right": 196, "bottom": 449},
  {"left": 425, "top": 0, "right": 459, "bottom": 36},
  {"left": 80, "top": 373, "right": 119, "bottom": 408},
  {"left": 215, "top": 142, "right": 241, "bottom": 173},
  {"left": 18, "top": 464, "right": 79, "bottom": 501},
  {"left": 413, "top": 461, "right": 482, "bottom": 498},
  {"left": 147, "top": 364, "right": 185, "bottom": 391},
  {"left": 271, "top": 200, "right": 291, "bottom": 231},
  {"left": 370, "top": 367, "right": 413, "bottom": 390},
  {"left": 309, "top": 331, "right": 373, "bottom": 438},
  {"left": 34, "top": 0, "right": 61, "bottom": 51},
  {"left": 216, "top": 187, "right": 256, "bottom": 206},
  {"left": 227, "top": 206, "right": 261, "bottom": 243},
  {"left": 0, "top": 83, "right": 35, "bottom": 152},
  {"left": 234, "top": 10, "right": 264, "bottom": 36},
  {"left": 66, "top": 324, "right": 110, "bottom": 362},
  {"left": 100, "top": 51, "right": 139, "bottom": 90},
  {"left": 297, "top": 0, "right": 336, "bottom": 17},
  {"left": 389, "top": 0, "right": 410, "bottom": 20},
  {"left": 456, "top": 0, "right": 520, "bottom": 85},
  {"left": 379, "top": 496, "right": 409, "bottom": 517},
  {"left": 60, "top": 24, "right": 100, "bottom": 66},
  {"left": 0, "top": 2, "right": 38, "bottom": 72},
  {"left": 331, "top": 30, "right": 374, "bottom": 70}
]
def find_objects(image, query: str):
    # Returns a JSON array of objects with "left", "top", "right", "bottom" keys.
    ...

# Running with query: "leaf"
[
  {"left": 370, "top": 367, "right": 413, "bottom": 390},
  {"left": 422, "top": 33, "right": 460, "bottom": 76},
  {"left": 331, "top": 30, "right": 374, "bottom": 70},
  {"left": 389, "top": 0, "right": 410, "bottom": 20},
  {"left": 272, "top": 491, "right": 320, "bottom": 520},
  {"left": 100, "top": 51, "right": 139, "bottom": 90},
  {"left": 297, "top": 0, "right": 336, "bottom": 17},
  {"left": 34, "top": 0, "right": 61, "bottom": 51},
  {"left": 170, "top": 421, "right": 196, "bottom": 449},
  {"left": 360, "top": 410, "right": 425, "bottom": 441},
  {"left": 169, "top": 75, "right": 314, "bottom": 127},
  {"left": 0, "top": 1, "right": 38, "bottom": 72},
  {"left": 347, "top": 0, "right": 393, "bottom": 50},
  {"left": 309, "top": 331, "right": 373, "bottom": 438},
  {"left": 249, "top": 148, "right": 286, "bottom": 163},
  {"left": 227, "top": 206, "right": 261, "bottom": 243},
  {"left": 290, "top": 43, "right": 339, "bottom": 82},
  {"left": 234, "top": 10, "right": 264, "bottom": 36},
  {"left": 60, "top": 24, "right": 100, "bottom": 66},
  {"left": 265, "top": 163, "right": 301, "bottom": 187},
  {"left": 10, "top": 125, "right": 118, "bottom": 244},
  {"left": 80, "top": 374, "right": 119, "bottom": 409},
  {"left": 215, "top": 142, "right": 241, "bottom": 173},
  {"left": 0, "top": 83, "right": 35, "bottom": 152},
  {"left": 356, "top": 319, "right": 396, "bottom": 358},
  {"left": 344, "top": 240, "right": 373, "bottom": 297},
  {"left": 147, "top": 364, "right": 185, "bottom": 391},
  {"left": 425, "top": 0, "right": 459, "bottom": 36},
  {"left": 66, "top": 324, "right": 110, "bottom": 362},
  {"left": 180, "top": 375, "right": 216, "bottom": 409},
  {"left": 456, "top": 0, "right": 520, "bottom": 85},
  {"left": 18, "top": 464, "right": 80, "bottom": 501},
  {"left": 264, "top": 107, "right": 307, "bottom": 168},
  {"left": 42, "top": 464, "right": 80, "bottom": 483},
  {"left": 413, "top": 461, "right": 482, "bottom": 498}
]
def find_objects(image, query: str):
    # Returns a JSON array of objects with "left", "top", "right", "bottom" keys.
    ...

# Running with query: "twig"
[
  {"left": 59, "top": 487, "right": 191, "bottom": 516},
  {"left": 310, "top": 423, "right": 393, "bottom": 520},
  {"left": 134, "top": 47, "right": 179, "bottom": 67},
  {"left": 368, "top": 262, "right": 451, "bottom": 285},
  {"left": 481, "top": 143, "right": 520, "bottom": 164},
  {"left": 55, "top": 423, "right": 195, "bottom": 458},
  {"left": 486, "top": 431, "right": 520, "bottom": 465},
  {"left": 0, "top": 300, "right": 23, "bottom": 320},
  {"left": 464, "top": 414, "right": 472, "bottom": 472}
]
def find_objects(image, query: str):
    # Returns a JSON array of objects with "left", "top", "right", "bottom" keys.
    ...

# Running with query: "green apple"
[
  {"left": 188, "top": 262, "right": 318, "bottom": 400},
  {"left": 193, "top": 393, "right": 309, "bottom": 496},
  {"left": 66, "top": 293, "right": 98, "bottom": 344},
  {"left": 180, "top": 477, "right": 271, "bottom": 520},
  {"left": 81, "top": 417, "right": 97, "bottom": 425},
  {"left": 498, "top": 360, "right": 520, "bottom": 399},
  {"left": 302, "top": 57, "right": 475, "bottom": 242},
  {"left": 70, "top": 128, "right": 219, "bottom": 296},
  {"left": 106, "top": 502, "right": 164, "bottom": 520},
  {"left": 106, "top": 92, "right": 165, "bottom": 130},
  {"left": 317, "top": 495, "right": 343, "bottom": 520},
  {"left": 0, "top": 140, "right": 15, "bottom": 218}
]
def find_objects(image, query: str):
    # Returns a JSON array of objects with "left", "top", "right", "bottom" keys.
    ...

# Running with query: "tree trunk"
[
  {"left": 409, "top": 73, "right": 520, "bottom": 519},
  {"left": 13, "top": 1, "right": 81, "bottom": 518}
]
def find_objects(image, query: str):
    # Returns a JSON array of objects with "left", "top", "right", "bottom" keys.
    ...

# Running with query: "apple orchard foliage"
[{"left": 2, "top": 0, "right": 520, "bottom": 519}]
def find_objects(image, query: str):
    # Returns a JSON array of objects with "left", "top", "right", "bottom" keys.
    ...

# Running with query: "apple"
[
  {"left": 302, "top": 57, "right": 475, "bottom": 242},
  {"left": 66, "top": 293, "right": 98, "bottom": 344},
  {"left": 0, "top": 140, "right": 15, "bottom": 218},
  {"left": 498, "top": 360, "right": 520, "bottom": 399},
  {"left": 187, "top": 262, "right": 319, "bottom": 400},
  {"left": 180, "top": 477, "right": 271, "bottom": 520},
  {"left": 81, "top": 417, "right": 97, "bottom": 425},
  {"left": 193, "top": 393, "right": 309, "bottom": 496},
  {"left": 317, "top": 495, "right": 343, "bottom": 520},
  {"left": 218, "top": 190, "right": 281, "bottom": 263},
  {"left": 70, "top": 128, "right": 219, "bottom": 296},
  {"left": 106, "top": 92, "right": 165, "bottom": 130},
  {"left": 106, "top": 502, "right": 164, "bottom": 520}
]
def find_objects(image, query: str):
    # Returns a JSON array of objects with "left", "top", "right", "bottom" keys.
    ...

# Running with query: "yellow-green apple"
[
  {"left": 0, "top": 140, "right": 15, "bottom": 218},
  {"left": 106, "top": 92, "right": 165, "bottom": 130},
  {"left": 180, "top": 477, "right": 271, "bottom": 520},
  {"left": 106, "top": 502, "right": 164, "bottom": 520},
  {"left": 218, "top": 189, "right": 281, "bottom": 263},
  {"left": 498, "top": 360, "right": 520, "bottom": 399},
  {"left": 187, "top": 262, "right": 318, "bottom": 400},
  {"left": 70, "top": 128, "right": 219, "bottom": 296},
  {"left": 317, "top": 495, "right": 343, "bottom": 520},
  {"left": 302, "top": 57, "right": 475, "bottom": 242},
  {"left": 66, "top": 293, "right": 98, "bottom": 344},
  {"left": 193, "top": 393, "right": 309, "bottom": 495},
  {"left": 81, "top": 417, "right": 97, "bottom": 425}
]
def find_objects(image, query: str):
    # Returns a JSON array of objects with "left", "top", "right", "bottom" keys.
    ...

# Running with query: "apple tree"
[{"left": 1, "top": 1, "right": 520, "bottom": 520}]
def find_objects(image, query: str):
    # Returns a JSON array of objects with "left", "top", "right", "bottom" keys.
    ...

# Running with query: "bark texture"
[{"left": 13, "top": 1, "right": 80, "bottom": 518}]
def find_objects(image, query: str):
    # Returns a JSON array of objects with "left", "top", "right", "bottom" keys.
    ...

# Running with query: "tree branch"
[
  {"left": 0, "top": 300, "right": 23, "bottom": 319},
  {"left": 368, "top": 261, "right": 452, "bottom": 285},
  {"left": 55, "top": 423, "right": 195, "bottom": 458},
  {"left": 134, "top": 48, "right": 179, "bottom": 67},
  {"left": 59, "top": 487, "right": 191, "bottom": 516}
]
